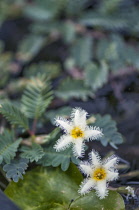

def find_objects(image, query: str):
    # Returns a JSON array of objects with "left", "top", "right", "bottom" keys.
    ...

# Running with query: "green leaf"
[
  {"left": 23, "top": 0, "right": 64, "bottom": 21},
  {"left": 65, "top": 0, "right": 88, "bottom": 16},
  {"left": 71, "top": 36, "right": 93, "bottom": 67},
  {"left": 71, "top": 191, "right": 125, "bottom": 210},
  {"left": 96, "top": 34, "right": 139, "bottom": 72},
  {"left": 24, "top": 6, "right": 53, "bottom": 21},
  {"left": 80, "top": 13, "right": 128, "bottom": 31},
  {"left": 17, "top": 35, "right": 46, "bottom": 61},
  {"left": 84, "top": 61, "right": 109, "bottom": 91},
  {"left": 99, "top": 0, "right": 122, "bottom": 15},
  {"left": 0, "top": 130, "right": 22, "bottom": 164},
  {"left": 62, "top": 22, "right": 76, "bottom": 43},
  {"left": 0, "top": 52, "right": 11, "bottom": 88},
  {"left": 24, "top": 62, "right": 61, "bottom": 79},
  {"left": 0, "top": 102, "right": 29, "bottom": 130},
  {"left": 5, "top": 166, "right": 125, "bottom": 210},
  {"left": 46, "top": 106, "right": 72, "bottom": 124},
  {"left": 55, "top": 77, "right": 93, "bottom": 101},
  {"left": 91, "top": 114, "right": 123, "bottom": 148},
  {"left": 37, "top": 127, "right": 80, "bottom": 171},
  {"left": 20, "top": 143, "right": 44, "bottom": 163},
  {"left": 21, "top": 74, "right": 53, "bottom": 119},
  {"left": 3, "top": 158, "right": 28, "bottom": 182},
  {"left": 38, "top": 147, "right": 80, "bottom": 171},
  {"left": 96, "top": 36, "right": 124, "bottom": 66}
]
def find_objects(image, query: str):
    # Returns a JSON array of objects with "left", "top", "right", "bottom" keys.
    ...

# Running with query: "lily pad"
[{"left": 5, "top": 164, "right": 125, "bottom": 210}]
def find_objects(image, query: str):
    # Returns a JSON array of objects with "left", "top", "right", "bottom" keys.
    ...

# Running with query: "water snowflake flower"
[
  {"left": 78, "top": 150, "right": 119, "bottom": 199},
  {"left": 54, "top": 108, "right": 103, "bottom": 157},
  {"left": 126, "top": 186, "right": 135, "bottom": 198}
]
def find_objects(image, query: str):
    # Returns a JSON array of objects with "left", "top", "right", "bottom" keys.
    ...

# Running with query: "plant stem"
[
  {"left": 31, "top": 118, "right": 37, "bottom": 135},
  {"left": 27, "top": 118, "right": 37, "bottom": 137},
  {"left": 67, "top": 196, "right": 81, "bottom": 209}
]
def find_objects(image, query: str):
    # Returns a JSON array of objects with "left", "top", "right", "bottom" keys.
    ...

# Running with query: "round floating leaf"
[
  {"left": 71, "top": 191, "right": 125, "bottom": 210},
  {"left": 5, "top": 165, "right": 125, "bottom": 210}
]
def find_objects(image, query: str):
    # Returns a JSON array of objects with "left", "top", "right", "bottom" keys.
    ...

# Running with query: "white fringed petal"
[
  {"left": 84, "top": 127, "right": 103, "bottom": 141},
  {"left": 78, "top": 150, "right": 119, "bottom": 199},
  {"left": 54, "top": 135, "right": 72, "bottom": 151},
  {"left": 96, "top": 180, "right": 108, "bottom": 199},
  {"left": 90, "top": 150, "right": 101, "bottom": 166},
  {"left": 54, "top": 108, "right": 103, "bottom": 159},
  {"left": 79, "top": 178, "right": 95, "bottom": 195},
  {"left": 79, "top": 163, "right": 92, "bottom": 176},
  {"left": 73, "top": 139, "right": 84, "bottom": 157},
  {"left": 72, "top": 108, "right": 87, "bottom": 129},
  {"left": 107, "top": 171, "right": 119, "bottom": 181},
  {"left": 104, "top": 157, "right": 118, "bottom": 170},
  {"left": 55, "top": 118, "right": 72, "bottom": 133}
]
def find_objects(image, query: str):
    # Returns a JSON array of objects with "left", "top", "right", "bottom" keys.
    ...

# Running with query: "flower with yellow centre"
[
  {"left": 54, "top": 108, "right": 103, "bottom": 157},
  {"left": 78, "top": 150, "right": 119, "bottom": 199}
]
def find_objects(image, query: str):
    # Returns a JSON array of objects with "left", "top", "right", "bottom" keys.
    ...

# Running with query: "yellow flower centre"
[
  {"left": 71, "top": 127, "right": 84, "bottom": 139},
  {"left": 92, "top": 167, "right": 107, "bottom": 181}
]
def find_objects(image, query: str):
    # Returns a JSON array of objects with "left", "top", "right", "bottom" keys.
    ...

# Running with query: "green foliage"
[
  {"left": 38, "top": 128, "right": 79, "bottom": 171},
  {"left": 99, "top": 0, "right": 122, "bottom": 14},
  {"left": 91, "top": 114, "right": 123, "bottom": 148},
  {"left": 5, "top": 78, "right": 29, "bottom": 96},
  {"left": 0, "top": 102, "right": 29, "bottom": 130},
  {"left": 0, "top": 0, "right": 130, "bottom": 200},
  {"left": 55, "top": 77, "right": 93, "bottom": 101},
  {"left": 17, "top": 35, "right": 46, "bottom": 61},
  {"left": 20, "top": 143, "right": 44, "bottom": 163},
  {"left": 96, "top": 35, "right": 139, "bottom": 72},
  {"left": 97, "top": 37, "right": 120, "bottom": 63},
  {"left": 21, "top": 74, "right": 53, "bottom": 119},
  {"left": 61, "top": 21, "right": 76, "bottom": 43},
  {"left": 0, "top": 130, "right": 21, "bottom": 164},
  {"left": 24, "top": 62, "right": 61, "bottom": 79},
  {"left": 84, "top": 61, "right": 109, "bottom": 91},
  {"left": 65, "top": 0, "right": 88, "bottom": 16},
  {"left": 23, "top": 0, "right": 65, "bottom": 21},
  {"left": 46, "top": 106, "right": 72, "bottom": 124},
  {"left": 0, "top": 0, "right": 24, "bottom": 23},
  {"left": 70, "top": 36, "right": 93, "bottom": 68},
  {"left": 3, "top": 158, "right": 28, "bottom": 182},
  {"left": 39, "top": 147, "right": 80, "bottom": 171},
  {"left": 80, "top": 13, "right": 128, "bottom": 31},
  {"left": 5, "top": 166, "right": 125, "bottom": 210},
  {"left": 0, "top": 52, "right": 12, "bottom": 88}
]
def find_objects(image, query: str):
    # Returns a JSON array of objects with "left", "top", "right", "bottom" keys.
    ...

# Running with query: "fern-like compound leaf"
[
  {"left": 20, "top": 143, "right": 44, "bottom": 162},
  {"left": 0, "top": 102, "right": 29, "bottom": 130},
  {"left": 0, "top": 130, "right": 22, "bottom": 164},
  {"left": 90, "top": 114, "right": 123, "bottom": 148},
  {"left": 24, "top": 62, "right": 61, "bottom": 79},
  {"left": 70, "top": 36, "right": 93, "bottom": 68},
  {"left": 24, "top": 0, "right": 65, "bottom": 21},
  {"left": 84, "top": 61, "right": 109, "bottom": 91},
  {"left": 3, "top": 158, "right": 28, "bottom": 182},
  {"left": 38, "top": 147, "right": 80, "bottom": 171},
  {"left": 55, "top": 77, "right": 93, "bottom": 101},
  {"left": 21, "top": 74, "right": 53, "bottom": 119}
]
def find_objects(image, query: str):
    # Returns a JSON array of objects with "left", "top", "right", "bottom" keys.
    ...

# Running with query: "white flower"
[
  {"left": 78, "top": 150, "right": 119, "bottom": 199},
  {"left": 126, "top": 186, "right": 135, "bottom": 198},
  {"left": 53, "top": 108, "right": 103, "bottom": 157}
]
